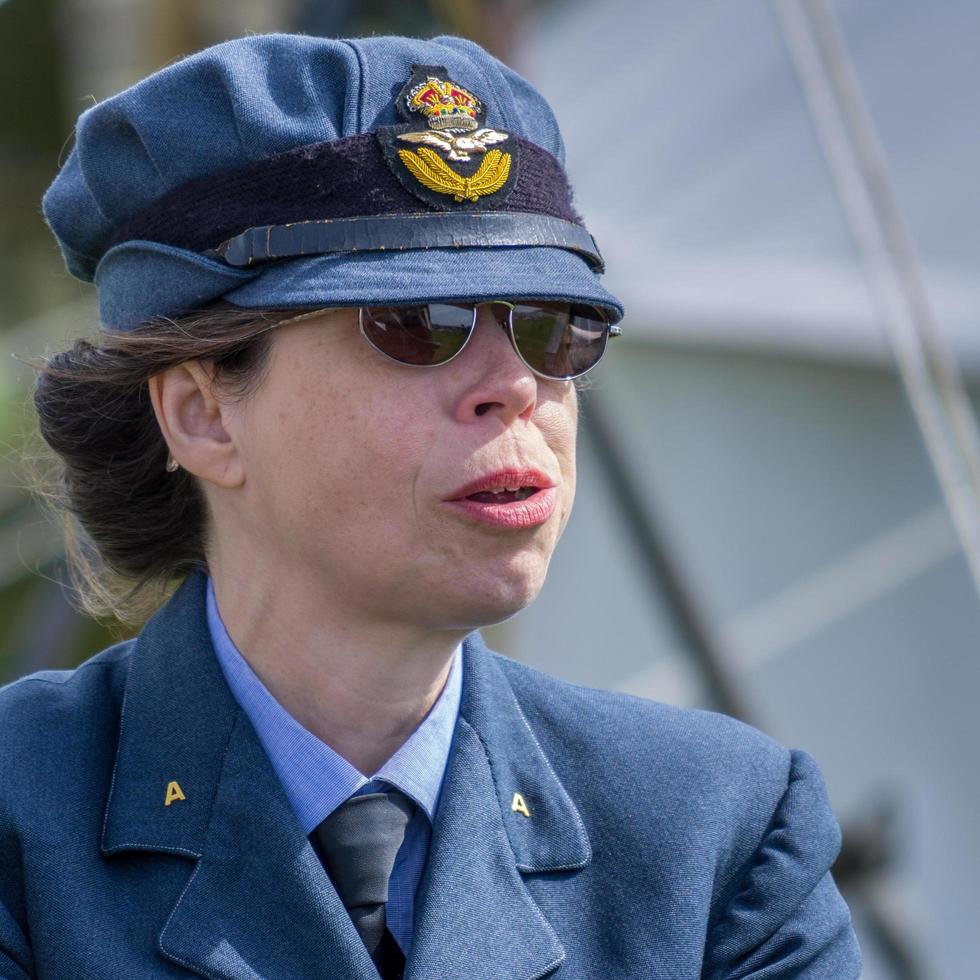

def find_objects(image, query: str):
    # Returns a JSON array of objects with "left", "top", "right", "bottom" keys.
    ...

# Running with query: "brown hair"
[{"left": 27, "top": 304, "right": 295, "bottom": 625}]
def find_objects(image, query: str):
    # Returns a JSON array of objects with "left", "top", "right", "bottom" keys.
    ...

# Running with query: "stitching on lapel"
[
  {"left": 504, "top": 686, "right": 592, "bottom": 873},
  {"left": 100, "top": 678, "right": 132, "bottom": 854},
  {"left": 158, "top": 862, "right": 218, "bottom": 979},
  {"left": 102, "top": 663, "right": 244, "bottom": 855},
  {"left": 155, "top": 711, "right": 248, "bottom": 980},
  {"left": 466, "top": 687, "right": 591, "bottom": 874},
  {"left": 455, "top": 717, "right": 567, "bottom": 979}
]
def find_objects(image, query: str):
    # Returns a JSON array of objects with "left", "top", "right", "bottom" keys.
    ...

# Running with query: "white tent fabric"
[{"left": 516, "top": 0, "right": 980, "bottom": 366}]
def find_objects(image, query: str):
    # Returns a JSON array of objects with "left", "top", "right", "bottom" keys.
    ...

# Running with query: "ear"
[{"left": 147, "top": 361, "right": 244, "bottom": 488}]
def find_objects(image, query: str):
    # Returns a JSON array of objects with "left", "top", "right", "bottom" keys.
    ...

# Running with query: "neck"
[{"left": 207, "top": 565, "right": 465, "bottom": 776}]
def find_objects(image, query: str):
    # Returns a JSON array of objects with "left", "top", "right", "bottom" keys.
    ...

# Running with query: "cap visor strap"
[{"left": 207, "top": 211, "right": 605, "bottom": 274}]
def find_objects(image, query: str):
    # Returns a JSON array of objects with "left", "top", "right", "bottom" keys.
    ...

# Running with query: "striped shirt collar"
[{"left": 205, "top": 574, "right": 462, "bottom": 835}]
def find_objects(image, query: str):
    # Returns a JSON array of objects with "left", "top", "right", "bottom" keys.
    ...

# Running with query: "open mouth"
[
  {"left": 465, "top": 487, "right": 540, "bottom": 504},
  {"left": 447, "top": 469, "right": 555, "bottom": 502}
]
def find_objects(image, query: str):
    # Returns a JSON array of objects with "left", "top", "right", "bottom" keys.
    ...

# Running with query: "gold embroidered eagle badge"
[{"left": 377, "top": 65, "right": 519, "bottom": 209}]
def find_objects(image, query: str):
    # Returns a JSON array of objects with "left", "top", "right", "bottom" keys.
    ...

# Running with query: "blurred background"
[{"left": 1, "top": 1, "right": 977, "bottom": 976}]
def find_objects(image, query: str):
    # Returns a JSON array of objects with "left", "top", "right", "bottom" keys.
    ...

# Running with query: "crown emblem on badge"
[
  {"left": 406, "top": 76, "right": 481, "bottom": 132},
  {"left": 398, "top": 74, "right": 510, "bottom": 164},
  {"left": 378, "top": 64, "right": 519, "bottom": 207}
]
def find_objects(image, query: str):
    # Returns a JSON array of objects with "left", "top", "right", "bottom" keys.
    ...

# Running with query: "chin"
[{"left": 436, "top": 560, "right": 549, "bottom": 630}]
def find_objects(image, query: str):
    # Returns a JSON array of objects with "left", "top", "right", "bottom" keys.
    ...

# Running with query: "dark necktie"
[{"left": 310, "top": 790, "right": 415, "bottom": 980}]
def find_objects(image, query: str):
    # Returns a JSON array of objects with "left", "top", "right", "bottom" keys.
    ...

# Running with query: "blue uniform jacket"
[{"left": 0, "top": 570, "right": 860, "bottom": 978}]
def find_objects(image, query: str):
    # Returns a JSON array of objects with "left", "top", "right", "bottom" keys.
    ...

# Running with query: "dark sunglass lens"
[
  {"left": 510, "top": 303, "right": 609, "bottom": 379},
  {"left": 360, "top": 304, "right": 472, "bottom": 366}
]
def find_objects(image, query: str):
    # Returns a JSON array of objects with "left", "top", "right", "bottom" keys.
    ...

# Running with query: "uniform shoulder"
[
  {"left": 490, "top": 652, "right": 844, "bottom": 922},
  {"left": 0, "top": 636, "right": 133, "bottom": 699},
  {"left": 493, "top": 651, "right": 790, "bottom": 799},
  {"left": 0, "top": 639, "right": 133, "bottom": 766}
]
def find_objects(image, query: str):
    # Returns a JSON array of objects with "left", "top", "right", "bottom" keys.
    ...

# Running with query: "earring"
[{"left": 165, "top": 452, "right": 179, "bottom": 473}]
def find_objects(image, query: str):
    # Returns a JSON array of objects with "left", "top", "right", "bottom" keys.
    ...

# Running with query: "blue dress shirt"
[{"left": 204, "top": 575, "right": 462, "bottom": 955}]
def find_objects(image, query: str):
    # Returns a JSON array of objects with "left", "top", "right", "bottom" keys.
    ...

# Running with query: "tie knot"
[{"left": 312, "top": 790, "right": 415, "bottom": 909}]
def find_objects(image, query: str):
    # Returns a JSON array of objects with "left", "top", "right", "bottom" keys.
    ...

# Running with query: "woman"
[{"left": 1, "top": 33, "right": 860, "bottom": 979}]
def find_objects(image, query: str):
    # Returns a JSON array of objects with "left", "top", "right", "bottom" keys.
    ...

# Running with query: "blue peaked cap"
[{"left": 42, "top": 33, "right": 623, "bottom": 330}]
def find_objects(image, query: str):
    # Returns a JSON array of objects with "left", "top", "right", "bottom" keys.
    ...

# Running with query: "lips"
[
  {"left": 445, "top": 469, "right": 555, "bottom": 502},
  {"left": 442, "top": 468, "right": 558, "bottom": 530}
]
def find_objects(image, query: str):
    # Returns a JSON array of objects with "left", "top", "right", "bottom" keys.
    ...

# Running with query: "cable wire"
[{"left": 771, "top": 0, "right": 980, "bottom": 608}]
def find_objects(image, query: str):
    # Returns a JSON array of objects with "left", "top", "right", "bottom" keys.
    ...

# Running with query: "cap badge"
[{"left": 377, "top": 64, "right": 520, "bottom": 209}]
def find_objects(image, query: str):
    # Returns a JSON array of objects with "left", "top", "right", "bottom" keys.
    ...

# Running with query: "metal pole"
[
  {"left": 770, "top": 4, "right": 950, "bottom": 975},
  {"left": 581, "top": 393, "right": 753, "bottom": 722},
  {"left": 771, "top": 0, "right": 980, "bottom": 607}
]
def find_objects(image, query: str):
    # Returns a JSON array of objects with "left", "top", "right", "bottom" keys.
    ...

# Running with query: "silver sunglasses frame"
[{"left": 357, "top": 300, "right": 622, "bottom": 381}]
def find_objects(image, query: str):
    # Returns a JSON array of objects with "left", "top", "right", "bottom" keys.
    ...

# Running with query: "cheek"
[
  {"left": 544, "top": 389, "right": 578, "bottom": 526},
  {"left": 282, "top": 385, "right": 437, "bottom": 535}
]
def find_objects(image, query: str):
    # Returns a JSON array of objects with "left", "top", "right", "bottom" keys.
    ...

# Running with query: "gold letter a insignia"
[
  {"left": 164, "top": 780, "right": 186, "bottom": 806},
  {"left": 511, "top": 792, "right": 531, "bottom": 818}
]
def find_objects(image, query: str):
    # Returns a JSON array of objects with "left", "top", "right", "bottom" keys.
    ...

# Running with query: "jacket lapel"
[
  {"left": 406, "top": 633, "right": 592, "bottom": 980},
  {"left": 157, "top": 712, "right": 377, "bottom": 979},
  {"left": 101, "top": 570, "right": 591, "bottom": 979},
  {"left": 101, "top": 569, "right": 377, "bottom": 980}
]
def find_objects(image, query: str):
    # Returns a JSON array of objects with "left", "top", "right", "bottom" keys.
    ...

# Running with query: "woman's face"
[{"left": 218, "top": 305, "right": 578, "bottom": 631}]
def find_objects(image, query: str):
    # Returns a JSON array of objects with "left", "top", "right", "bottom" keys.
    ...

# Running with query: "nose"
[{"left": 450, "top": 303, "right": 538, "bottom": 424}]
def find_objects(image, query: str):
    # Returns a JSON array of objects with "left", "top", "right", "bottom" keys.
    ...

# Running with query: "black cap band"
[
  {"left": 206, "top": 211, "right": 605, "bottom": 273},
  {"left": 108, "top": 132, "right": 594, "bottom": 261}
]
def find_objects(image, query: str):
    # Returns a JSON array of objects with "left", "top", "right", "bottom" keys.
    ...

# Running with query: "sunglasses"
[{"left": 355, "top": 301, "right": 621, "bottom": 381}]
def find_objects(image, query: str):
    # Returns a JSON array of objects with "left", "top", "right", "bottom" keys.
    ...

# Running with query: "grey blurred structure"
[
  {"left": 1, "top": 1, "right": 977, "bottom": 977},
  {"left": 500, "top": 2, "right": 980, "bottom": 978}
]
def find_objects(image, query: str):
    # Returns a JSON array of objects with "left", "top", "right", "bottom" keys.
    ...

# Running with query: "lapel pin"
[
  {"left": 511, "top": 792, "right": 532, "bottom": 818},
  {"left": 164, "top": 780, "right": 186, "bottom": 806}
]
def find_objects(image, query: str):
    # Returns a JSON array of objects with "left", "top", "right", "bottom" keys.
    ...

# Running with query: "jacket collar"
[
  {"left": 449, "top": 629, "right": 592, "bottom": 874},
  {"left": 101, "top": 569, "right": 237, "bottom": 860},
  {"left": 101, "top": 568, "right": 590, "bottom": 979}
]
